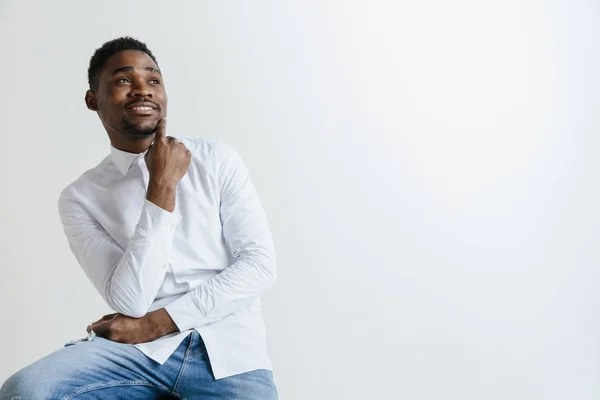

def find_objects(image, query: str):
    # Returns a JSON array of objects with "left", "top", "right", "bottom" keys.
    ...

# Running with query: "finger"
[
  {"left": 86, "top": 323, "right": 99, "bottom": 333},
  {"left": 89, "top": 314, "right": 115, "bottom": 331},
  {"left": 91, "top": 320, "right": 111, "bottom": 337},
  {"left": 155, "top": 118, "right": 167, "bottom": 140},
  {"left": 91, "top": 313, "right": 117, "bottom": 325},
  {"left": 89, "top": 313, "right": 117, "bottom": 332}
]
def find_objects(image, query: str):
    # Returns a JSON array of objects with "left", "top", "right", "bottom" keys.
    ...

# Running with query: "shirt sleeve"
[
  {"left": 58, "top": 194, "right": 181, "bottom": 318},
  {"left": 164, "top": 142, "right": 277, "bottom": 331}
]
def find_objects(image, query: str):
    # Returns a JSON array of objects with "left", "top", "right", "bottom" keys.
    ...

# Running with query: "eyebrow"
[{"left": 111, "top": 66, "right": 162, "bottom": 76}]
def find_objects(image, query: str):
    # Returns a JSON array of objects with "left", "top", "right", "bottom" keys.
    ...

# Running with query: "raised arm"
[{"left": 59, "top": 119, "right": 191, "bottom": 318}]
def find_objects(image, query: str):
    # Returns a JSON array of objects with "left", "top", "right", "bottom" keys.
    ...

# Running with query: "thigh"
[
  {"left": 178, "top": 367, "right": 278, "bottom": 400},
  {"left": 173, "top": 332, "right": 278, "bottom": 400},
  {"left": 199, "top": 369, "right": 278, "bottom": 400},
  {"left": 0, "top": 336, "right": 179, "bottom": 400}
]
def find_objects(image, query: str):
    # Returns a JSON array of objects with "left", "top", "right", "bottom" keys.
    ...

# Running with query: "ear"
[{"left": 85, "top": 90, "right": 99, "bottom": 111}]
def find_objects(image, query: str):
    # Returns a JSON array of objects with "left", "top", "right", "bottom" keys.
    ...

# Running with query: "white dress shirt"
[{"left": 57, "top": 137, "right": 276, "bottom": 380}]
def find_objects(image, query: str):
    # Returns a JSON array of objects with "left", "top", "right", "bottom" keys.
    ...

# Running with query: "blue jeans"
[{"left": 0, "top": 330, "right": 277, "bottom": 399}]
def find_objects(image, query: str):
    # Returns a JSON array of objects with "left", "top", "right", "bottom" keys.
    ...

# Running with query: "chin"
[{"left": 121, "top": 119, "right": 158, "bottom": 138}]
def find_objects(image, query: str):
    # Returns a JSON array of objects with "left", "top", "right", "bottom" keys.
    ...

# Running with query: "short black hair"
[{"left": 87, "top": 36, "right": 159, "bottom": 91}]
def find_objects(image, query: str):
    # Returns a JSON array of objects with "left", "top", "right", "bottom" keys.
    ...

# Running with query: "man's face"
[{"left": 89, "top": 50, "right": 167, "bottom": 139}]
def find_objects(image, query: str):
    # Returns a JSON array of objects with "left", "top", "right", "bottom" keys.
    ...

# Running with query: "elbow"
[
  {"left": 105, "top": 284, "right": 149, "bottom": 319},
  {"left": 242, "top": 250, "right": 277, "bottom": 291},
  {"left": 107, "top": 297, "right": 149, "bottom": 319},
  {"left": 268, "top": 261, "right": 277, "bottom": 286},
  {"left": 121, "top": 307, "right": 148, "bottom": 319},
  {"left": 129, "top": 311, "right": 148, "bottom": 319},
  {"left": 242, "top": 243, "right": 277, "bottom": 288},
  {"left": 262, "top": 253, "right": 277, "bottom": 288},
  {"left": 110, "top": 300, "right": 149, "bottom": 319}
]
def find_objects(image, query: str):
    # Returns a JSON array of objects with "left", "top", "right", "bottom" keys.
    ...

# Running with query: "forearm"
[
  {"left": 61, "top": 120, "right": 189, "bottom": 320},
  {"left": 164, "top": 254, "right": 275, "bottom": 332},
  {"left": 106, "top": 200, "right": 179, "bottom": 318},
  {"left": 146, "top": 180, "right": 177, "bottom": 212}
]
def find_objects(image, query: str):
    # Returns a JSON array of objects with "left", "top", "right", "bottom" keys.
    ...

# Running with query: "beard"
[{"left": 120, "top": 116, "right": 158, "bottom": 138}]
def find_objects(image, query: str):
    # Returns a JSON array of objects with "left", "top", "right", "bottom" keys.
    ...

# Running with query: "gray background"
[{"left": 1, "top": 1, "right": 599, "bottom": 399}]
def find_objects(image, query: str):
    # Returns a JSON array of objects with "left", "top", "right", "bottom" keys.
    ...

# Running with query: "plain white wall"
[{"left": 1, "top": 1, "right": 599, "bottom": 399}]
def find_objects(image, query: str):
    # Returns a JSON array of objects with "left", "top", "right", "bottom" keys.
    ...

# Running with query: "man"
[{"left": 0, "top": 37, "right": 278, "bottom": 399}]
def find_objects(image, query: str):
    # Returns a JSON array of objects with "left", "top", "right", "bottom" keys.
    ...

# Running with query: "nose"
[{"left": 130, "top": 80, "right": 152, "bottom": 98}]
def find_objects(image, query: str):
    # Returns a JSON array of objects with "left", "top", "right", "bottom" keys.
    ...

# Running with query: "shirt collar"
[{"left": 110, "top": 144, "right": 146, "bottom": 176}]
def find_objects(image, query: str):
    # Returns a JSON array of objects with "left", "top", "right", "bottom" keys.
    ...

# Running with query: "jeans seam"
[
  {"left": 61, "top": 380, "right": 173, "bottom": 400},
  {"left": 172, "top": 333, "right": 195, "bottom": 394}
]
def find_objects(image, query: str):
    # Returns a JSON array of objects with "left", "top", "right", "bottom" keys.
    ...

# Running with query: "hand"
[
  {"left": 87, "top": 313, "right": 148, "bottom": 344},
  {"left": 144, "top": 118, "right": 191, "bottom": 187},
  {"left": 87, "top": 309, "right": 179, "bottom": 344}
]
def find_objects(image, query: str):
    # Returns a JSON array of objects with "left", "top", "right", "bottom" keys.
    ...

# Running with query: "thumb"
[{"left": 155, "top": 118, "right": 167, "bottom": 141}]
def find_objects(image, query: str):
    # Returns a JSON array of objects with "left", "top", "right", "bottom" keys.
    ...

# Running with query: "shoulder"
[
  {"left": 175, "top": 136, "right": 238, "bottom": 155},
  {"left": 58, "top": 156, "right": 112, "bottom": 211},
  {"left": 175, "top": 137, "right": 244, "bottom": 169}
]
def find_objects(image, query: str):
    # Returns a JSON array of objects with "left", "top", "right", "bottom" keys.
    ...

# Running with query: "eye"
[
  {"left": 149, "top": 78, "right": 161, "bottom": 84},
  {"left": 117, "top": 77, "right": 131, "bottom": 83}
]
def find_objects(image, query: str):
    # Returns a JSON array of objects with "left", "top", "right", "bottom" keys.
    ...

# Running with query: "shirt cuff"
[
  {"left": 164, "top": 292, "right": 207, "bottom": 332},
  {"left": 137, "top": 199, "right": 182, "bottom": 236}
]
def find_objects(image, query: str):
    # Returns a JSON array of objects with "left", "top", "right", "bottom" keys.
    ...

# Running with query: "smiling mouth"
[{"left": 125, "top": 106, "right": 157, "bottom": 116}]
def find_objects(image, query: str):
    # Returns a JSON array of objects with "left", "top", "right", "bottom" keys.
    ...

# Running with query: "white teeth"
[{"left": 132, "top": 106, "right": 152, "bottom": 111}]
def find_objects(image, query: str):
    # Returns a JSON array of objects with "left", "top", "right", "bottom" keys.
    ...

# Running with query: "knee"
[
  {"left": 0, "top": 365, "right": 58, "bottom": 400},
  {"left": 1, "top": 368, "right": 28, "bottom": 400}
]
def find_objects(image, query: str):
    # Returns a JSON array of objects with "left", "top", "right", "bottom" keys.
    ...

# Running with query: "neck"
[{"left": 109, "top": 133, "right": 155, "bottom": 154}]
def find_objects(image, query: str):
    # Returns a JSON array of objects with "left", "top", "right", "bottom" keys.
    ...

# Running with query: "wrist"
[
  {"left": 146, "top": 181, "right": 177, "bottom": 212},
  {"left": 146, "top": 308, "right": 179, "bottom": 339},
  {"left": 148, "top": 178, "right": 177, "bottom": 192}
]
